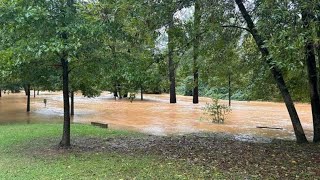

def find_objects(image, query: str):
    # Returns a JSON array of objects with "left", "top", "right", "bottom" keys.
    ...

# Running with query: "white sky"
[{"left": 155, "top": 6, "right": 194, "bottom": 53}]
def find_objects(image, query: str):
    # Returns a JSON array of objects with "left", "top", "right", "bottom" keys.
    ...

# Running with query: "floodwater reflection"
[{"left": 0, "top": 92, "right": 314, "bottom": 141}]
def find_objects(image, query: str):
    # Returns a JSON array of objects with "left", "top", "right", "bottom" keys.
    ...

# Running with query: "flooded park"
[
  {"left": 2, "top": 0, "right": 320, "bottom": 178},
  {"left": 0, "top": 91, "right": 314, "bottom": 141}
]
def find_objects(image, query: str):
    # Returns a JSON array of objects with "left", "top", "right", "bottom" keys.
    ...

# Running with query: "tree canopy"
[{"left": 1, "top": 0, "right": 320, "bottom": 145}]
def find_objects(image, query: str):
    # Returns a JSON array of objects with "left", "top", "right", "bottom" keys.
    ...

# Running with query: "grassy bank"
[
  {"left": 1, "top": 123, "right": 320, "bottom": 179},
  {"left": 0, "top": 124, "right": 220, "bottom": 179}
]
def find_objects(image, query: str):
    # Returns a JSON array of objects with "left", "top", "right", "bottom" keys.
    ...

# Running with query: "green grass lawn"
[
  {"left": 2, "top": 123, "right": 320, "bottom": 179},
  {"left": 0, "top": 123, "right": 222, "bottom": 180}
]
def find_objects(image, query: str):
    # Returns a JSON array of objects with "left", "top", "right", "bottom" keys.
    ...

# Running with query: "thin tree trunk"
[
  {"left": 168, "top": 12, "right": 176, "bottom": 103},
  {"left": 70, "top": 91, "right": 74, "bottom": 116},
  {"left": 113, "top": 83, "right": 118, "bottom": 100},
  {"left": 302, "top": 9, "right": 320, "bottom": 143},
  {"left": 60, "top": 57, "right": 71, "bottom": 147},
  {"left": 228, "top": 73, "right": 231, "bottom": 107},
  {"left": 34, "top": 89, "right": 36, "bottom": 98},
  {"left": 235, "top": 0, "right": 308, "bottom": 143},
  {"left": 141, "top": 86, "right": 144, "bottom": 100},
  {"left": 113, "top": 91, "right": 118, "bottom": 100},
  {"left": 118, "top": 84, "right": 122, "bottom": 99},
  {"left": 37, "top": 90, "right": 39, "bottom": 95},
  {"left": 193, "top": 0, "right": 200, "bottom": 104},
  {"left": 111, "top": 45, "right": 119, "bottom": 101},
  {"left": 27, "top": 84, "right": 30, "bottom": 112},
  {"left": 0, "top": 89, "right": 2, "bottom": 97}
]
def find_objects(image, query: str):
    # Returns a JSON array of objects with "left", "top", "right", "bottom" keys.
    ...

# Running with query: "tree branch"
[{"left": 221, "top": 25, "right": 251, "bottom": 33}]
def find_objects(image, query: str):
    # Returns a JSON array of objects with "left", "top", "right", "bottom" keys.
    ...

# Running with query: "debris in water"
[{"left": 257, "top": 126, "right": 283, "bottom": 130}]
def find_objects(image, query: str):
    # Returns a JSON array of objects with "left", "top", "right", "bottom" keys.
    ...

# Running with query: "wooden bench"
[
  {"left": 256, "top": 126, "right": 283, "bottom": 130},
  {"left": 91, "top": 122, "right": 108, "bottom": 129}
]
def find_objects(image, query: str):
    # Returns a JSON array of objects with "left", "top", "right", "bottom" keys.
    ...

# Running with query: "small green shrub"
[{"left": 203, "top": 97, "right": 231, "bottom": 124}]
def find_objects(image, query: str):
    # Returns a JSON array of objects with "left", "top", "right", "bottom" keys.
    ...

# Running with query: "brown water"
[{"left": 0, "top": 91, "right": 314, "bottom": 141}]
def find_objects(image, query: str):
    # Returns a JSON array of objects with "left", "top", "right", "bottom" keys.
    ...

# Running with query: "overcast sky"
[{"left": 155, "top": 6, "right": 194, "bottom": 53}]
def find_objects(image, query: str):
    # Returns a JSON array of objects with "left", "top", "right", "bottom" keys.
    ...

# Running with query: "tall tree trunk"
[
  {"left": 59, "top": 0, "right": 74, "bottom": 148},
  {"left": 193, "top": 0, "right": 201, "bottom": 104},
  {"left": 228, "top": 73, "right": 231, "bottom": 107},
  {"left": 302, "top": 9, "right": 320, "bottom": 143},
  {"left": 27, "top": 84, "right": 30, "bottom": 112},
  {"left": 37, "top": 90, "right": 39, "bottom": 95},
  {"left": 317, "top": 30, "right": 320, "bottom": 91},
  {"left": 111, "top": 45, "right": 119, "bottom": 101},
  {"left": 318, "top": 40, "right": 320, "bottom": 92},
  {"left": 168, "top": 12, "right": 176, "bottom": 103},
  {"left": 0, "top": 89, "right": 2, "bottom": 97},
  {"left": 141, "top": 86, "right": 144, "bottom": 101},
  {"left": 235, "top": 0, "right": 308, "bottom": 143},
  {"left": 70, "top": 91, "right": 74, "bottom": 116},
  {"left": 317, "top": 5, "right": 320, "bottom": 91},
  {"left": 60, "top": 57, "right": 71, "bottom": 147},
  {"left": 34, "top": 88, "right": 36, "bottom": 98}
]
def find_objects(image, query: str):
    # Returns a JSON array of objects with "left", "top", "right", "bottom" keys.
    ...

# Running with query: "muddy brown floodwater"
[{"left": 0, "top": 91, "right": 314, "bottom": 141}]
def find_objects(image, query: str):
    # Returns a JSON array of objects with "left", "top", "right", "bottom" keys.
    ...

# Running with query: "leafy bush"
[{"left": 203, "top": 97, "right": 231, "bottom": 123}]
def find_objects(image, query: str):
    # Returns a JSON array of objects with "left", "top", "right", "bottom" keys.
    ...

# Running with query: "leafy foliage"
[{"left": 203, "top": 97, "right": 231, "bottom": 123}]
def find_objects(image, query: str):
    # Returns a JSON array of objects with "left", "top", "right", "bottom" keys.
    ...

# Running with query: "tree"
[
  {"left": 301, "top": 0, "right": 320, "bottom": 142},
  {"left": 146, "top": 0, "right": 194, "bottom": 103},
  {"left": 0, "top": 0, "right": 106, "bottom": 147},
  {"left": 193, "top": 0, "right": 200, "bottom": 104},
  {"left": 234, "top": 0, "right": 308, "bottom": 143},
  {"left": 168, "top": 11, "right": 177, "bottom": 103}
]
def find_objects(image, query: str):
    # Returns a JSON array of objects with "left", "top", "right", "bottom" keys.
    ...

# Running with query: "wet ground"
[{"left": 0, "top": 91, "right": 314, "bottom": 141}]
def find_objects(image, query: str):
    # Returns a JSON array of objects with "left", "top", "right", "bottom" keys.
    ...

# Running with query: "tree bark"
[
  {"left": 193, "top": 0, "right": 200, "bottom": 104},
  {"left": 34, "top": 88, "right": 36, "bottom": 98},
  {"left": 70, "top": 91, "right": 74, "bottom": 116},
  {"left": 228, "top": 73, "right": 231, "bottom": 107},
  {"left": 0, "top": 89, "right": 2, "bottom": 97},
  {"left": 168, "top": 12, "right": 176, "bottom": 103},
  {"left": 302, "top": 9, "right": 320, "bottom": 143},
  {"left": 235, "top": 0, "right": 308, "bottom": 143},
  {"left": 27, "top": 84, "right": 30, "bottom": 112},
  {"left": 37, "top": 90, "right": 39, "bottom": 95},
  {"left": 60, "top": 57, "right": 71, "bottom": 147},
  {"left": 317, "top": 4, "right": 320, "bottom": 91}
]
